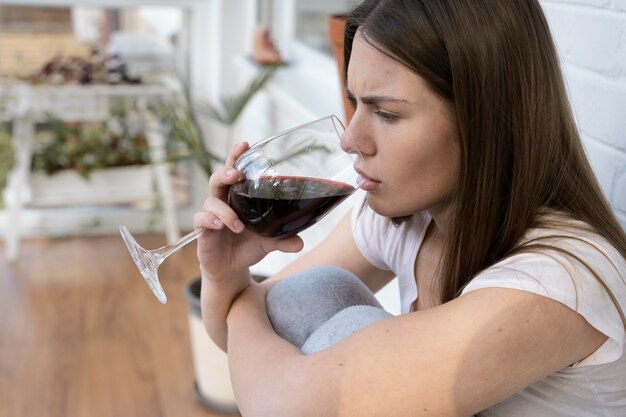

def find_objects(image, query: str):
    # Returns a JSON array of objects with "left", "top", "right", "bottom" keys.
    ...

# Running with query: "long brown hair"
[{"left": 344, "top": 0, "right": 626, "bottom": 312}]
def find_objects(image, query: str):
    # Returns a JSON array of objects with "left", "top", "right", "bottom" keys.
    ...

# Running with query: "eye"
[{"left": 374, "top": 110, "right": 398, "bottom": 122}]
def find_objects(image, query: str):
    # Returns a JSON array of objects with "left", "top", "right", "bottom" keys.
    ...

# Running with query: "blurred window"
[
  {"left": 0, "top": 6, "right": 72, "bottom": 33},
  {"left": 0, "top": 5, "right": 185, "bottom": 81}
]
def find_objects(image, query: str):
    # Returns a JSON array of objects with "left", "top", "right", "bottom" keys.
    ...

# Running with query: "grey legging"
[{"left": 266, "top": 266, "right": 392, "bottom": 354}]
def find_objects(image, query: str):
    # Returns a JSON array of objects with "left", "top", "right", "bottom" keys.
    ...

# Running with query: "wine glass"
[{"left": 120, "top": 115, "right": 361, "bottom": 304}]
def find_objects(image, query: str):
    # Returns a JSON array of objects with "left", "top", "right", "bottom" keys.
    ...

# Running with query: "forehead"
[{"left": 347, "top": 32, "right": 425, "bottom": 97}]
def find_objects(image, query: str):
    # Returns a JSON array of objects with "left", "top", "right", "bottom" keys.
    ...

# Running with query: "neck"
[{"left": 427, "top": 203, "right": 453, "bottom": 240}]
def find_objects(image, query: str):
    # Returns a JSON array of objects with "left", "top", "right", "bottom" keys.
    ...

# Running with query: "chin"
[{"left": 365, "top": 195, "right": 416, "bottom": 219}]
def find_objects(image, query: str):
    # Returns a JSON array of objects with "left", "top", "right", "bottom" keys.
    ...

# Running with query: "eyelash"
[{"left": 374, "top": 110, "right": 398, "bottom": 122}]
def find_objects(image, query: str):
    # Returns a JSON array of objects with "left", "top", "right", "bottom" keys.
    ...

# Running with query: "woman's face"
[{"left": 342, "top": 32, "right": 461, "bottom": 221}]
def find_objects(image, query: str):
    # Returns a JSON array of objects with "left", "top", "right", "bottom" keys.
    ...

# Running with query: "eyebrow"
[{"left": 346, "top": 89, "right": 409, "bottom": 105}]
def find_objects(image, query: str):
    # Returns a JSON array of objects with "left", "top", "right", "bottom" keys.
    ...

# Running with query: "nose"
[
  {"left": 340, "top": 113, "right": 373, "bottom": 158},
  {"left": 339, "top": 129, "right": 354, "bottom": 154}
]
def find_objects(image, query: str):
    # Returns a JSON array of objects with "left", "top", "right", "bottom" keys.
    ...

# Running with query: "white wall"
[{"left": 541, "top": 0, "right": 626, "bottom": 229}]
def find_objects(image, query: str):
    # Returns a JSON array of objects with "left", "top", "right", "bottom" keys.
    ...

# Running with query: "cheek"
[
  {"left": 424, "top": 118, "right": 460, "bottom": 173},
  {"left": 393, "top": 130, "right": 460, "bottom": 195},
  {"left": 432, "top": 139, "right": 461, "bottom": 200},
  {"left": 379, "top": 144, "right": 427, "bottom": 198}
]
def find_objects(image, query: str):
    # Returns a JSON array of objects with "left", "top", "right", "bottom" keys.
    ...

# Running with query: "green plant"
[
  {"left": 0, "top": 123, "right": 14, "bottom": 209},
  {"left": 160, "top": 63, "right": 282, "bottom": 180},
  {"left": 158, "top": 92, "right": 221, "bottom": 180},
  {"left": 31, "top": 101, "right": 152, "bottom": 178}
]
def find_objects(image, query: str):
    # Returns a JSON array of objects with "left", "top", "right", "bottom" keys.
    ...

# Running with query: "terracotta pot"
[{"left": 328, "top": 15, "right": 355, "bottom": 124}]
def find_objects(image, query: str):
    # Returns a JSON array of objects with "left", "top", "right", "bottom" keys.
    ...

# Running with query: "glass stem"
[{"left": 154, "top": 228, "right": 206, "bottom": 261}]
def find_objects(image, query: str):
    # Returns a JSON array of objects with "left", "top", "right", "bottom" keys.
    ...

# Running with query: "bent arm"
[
  {"left": 201, "top": 207, "right": 390, "bottom": 351},
  {"left": 226, "top": 286, "right": 607, "bottom": 417}
]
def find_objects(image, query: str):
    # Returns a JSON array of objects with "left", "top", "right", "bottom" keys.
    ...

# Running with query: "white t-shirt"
[{"left": 352, "top": 203, "right": 626, "bottom": 416}]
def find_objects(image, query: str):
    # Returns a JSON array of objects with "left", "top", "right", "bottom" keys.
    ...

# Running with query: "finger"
[
  {"left": 207, "top": 142, "right": 250, "bottom": 201},
  {"left": 208, "top": 165, "right": 243, "bottom": 199},
  {"left": 201, "top": 197, "right": 245, "bottom": 233},
  {"left": 226, "top": 141, "right": 250, "bottom": 167},
  {"left": 193, "top": 211, "right": 225, "bottom": 231}
]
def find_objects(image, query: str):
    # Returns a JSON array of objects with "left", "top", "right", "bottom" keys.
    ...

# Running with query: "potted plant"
[
  {"left": 25, "top": 100, "right": 159, "bottom": 207},
  {"left": 184, "top": 273, "right": 268, "bottom": 414},
  {"left": 1, "top": 52, "right": 161, "bottom": 213}
]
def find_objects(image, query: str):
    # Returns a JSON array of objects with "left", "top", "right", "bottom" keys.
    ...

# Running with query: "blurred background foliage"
[{"left": 0, "top": 63, "right": 281, "bottom": 209}]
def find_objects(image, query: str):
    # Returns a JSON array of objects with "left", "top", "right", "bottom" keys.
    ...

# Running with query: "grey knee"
[
  {"left": 266, "top": 266, "right": 385, "bottom": 349},
  {"left": 301, "top": 305, "right": 392, "bottom": 354}
]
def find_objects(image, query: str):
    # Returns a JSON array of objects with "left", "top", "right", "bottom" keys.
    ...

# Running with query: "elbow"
[
  {"left": 235, "top": 392, "right": 336, "bottom": 417},
  {"left": 233, "top": 356, "right": 339, "bottom": 417},
  {"left": 234, "top": 387, "right": 304, "bottom": 417},
  {"left": 199, "top": 308, "right": 228, "bottom": 352}
]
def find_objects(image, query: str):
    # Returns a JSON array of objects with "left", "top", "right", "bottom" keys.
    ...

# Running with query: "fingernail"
[
  {"left": 212, "top": 219, "right": 223, "bottom": 227},
  {"left": 233, "top": 220, "right": 244, "bottom": 232},
  {"left": 225, "top": 168, "right": 236, "bottom": 177}
]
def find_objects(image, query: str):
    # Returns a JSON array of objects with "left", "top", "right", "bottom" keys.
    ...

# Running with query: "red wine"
[{"left": 228, "top": 176, "right": 355, "bottom": 238}]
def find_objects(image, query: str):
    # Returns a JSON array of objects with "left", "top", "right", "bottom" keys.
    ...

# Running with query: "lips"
[{"left": 354, "top": 166, "right": 380, "bottom": 191}]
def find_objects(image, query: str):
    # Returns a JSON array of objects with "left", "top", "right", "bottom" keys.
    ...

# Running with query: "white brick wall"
[{"left": 541, "top": 0, "right": 626, "bottom": 230}]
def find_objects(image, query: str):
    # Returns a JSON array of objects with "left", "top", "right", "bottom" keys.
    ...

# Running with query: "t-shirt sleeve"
[{"left": 462, "top": 245, "right": 626, "bottom": 367}]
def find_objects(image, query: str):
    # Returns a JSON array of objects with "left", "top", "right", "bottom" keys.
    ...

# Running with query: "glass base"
[{"left": 119, "top": 226, "right": 167, "bottom": 304}]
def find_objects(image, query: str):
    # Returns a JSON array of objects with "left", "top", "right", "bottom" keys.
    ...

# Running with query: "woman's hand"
[
  {"left": 193, "top": 142, "right": 304, "bottom": 285},
  {"left": 195, "top": 142, "right": 304, "bottom": 351}
]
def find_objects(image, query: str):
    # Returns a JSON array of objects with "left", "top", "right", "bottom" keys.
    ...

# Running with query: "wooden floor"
[{"left": 0, "top": 233, "right": 233, "bottom": 417}]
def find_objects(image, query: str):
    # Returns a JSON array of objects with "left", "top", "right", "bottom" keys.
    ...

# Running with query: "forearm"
[
  {"left": 200, "top": 264, "right": 253, "bottom": 351},
  {"left": 226, "top": 285, "right": 328, "bottom": 417}
]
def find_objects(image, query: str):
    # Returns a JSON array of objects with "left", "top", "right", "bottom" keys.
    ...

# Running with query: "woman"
[{"left": 194, "top": 0, "right": 626, "bottom": 416}]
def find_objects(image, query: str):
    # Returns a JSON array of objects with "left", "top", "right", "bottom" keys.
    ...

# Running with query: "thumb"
[{"left": 263, "top": 235, "right": 304, "bottom": 254}]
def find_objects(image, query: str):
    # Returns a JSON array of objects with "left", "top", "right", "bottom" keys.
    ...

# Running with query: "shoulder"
[
  {"left": 464, "top": 213, "right": 626, "bottom": 366},
  {"left": 469, "top": 214, "right": 626, "bottom": 295}
]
